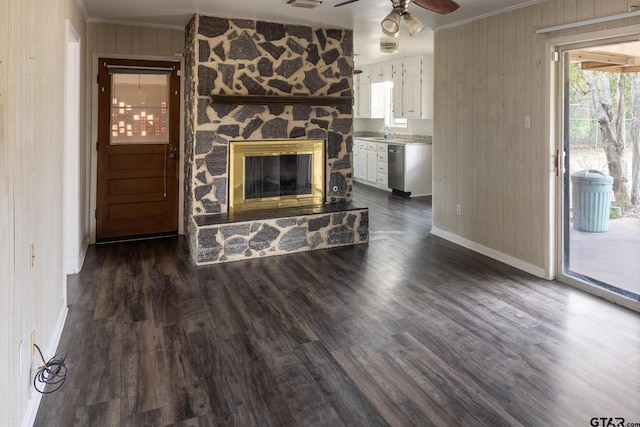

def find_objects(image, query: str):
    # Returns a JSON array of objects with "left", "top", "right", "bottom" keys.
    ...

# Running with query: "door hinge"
[{"left": 552, "top": 51, "right": 560, "bottom": 62}]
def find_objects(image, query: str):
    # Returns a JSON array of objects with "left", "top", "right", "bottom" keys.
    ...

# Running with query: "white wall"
[
  {"left": 432, "top": 0, "right": 640, "bottom": 278},
  {"left": 1, "top": 0, "right": 87, "bottom": 425}
]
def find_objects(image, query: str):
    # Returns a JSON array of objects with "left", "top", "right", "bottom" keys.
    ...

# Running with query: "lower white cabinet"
[
  {"left": 376, "top": 143, "right": 388, "bottom": 188},
  {"left": 353, "top": 138, "right": 390, "bottom": 191},
  {"left": 357, "top": 141, "right": 367, "bottom": 180},
  {"left": 353, "top": 138, "right": 432, "bottom": 196},
  {"left": 366, "top": 142, "right": 377, "bottom": 182}
]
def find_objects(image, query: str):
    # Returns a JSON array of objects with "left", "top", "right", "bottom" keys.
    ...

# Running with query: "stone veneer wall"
[
  {"left": 184, "top": 14, "right": 366, "bottom": 264},
  {"left": 192, "top": 209, "right": 369, "bottom": 264}
]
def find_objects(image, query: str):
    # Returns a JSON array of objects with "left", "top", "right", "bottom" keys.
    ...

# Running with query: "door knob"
[{"left": 169, "top": 143, "right": 178, "bottom": 159}]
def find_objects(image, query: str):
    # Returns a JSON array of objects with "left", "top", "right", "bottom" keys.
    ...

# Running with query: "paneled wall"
[
  {"left": 87, "top": 22, "right": 185, "bottom": 57},
  {"left": 2, "top": 0, "right": 86, "bottom": 425},
  {"left": 432, "top": 0, "right": 640, "bottom": 277}
]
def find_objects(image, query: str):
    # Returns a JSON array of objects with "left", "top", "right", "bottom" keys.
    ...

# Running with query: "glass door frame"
[{"left": 554, "top": 36, "right": 640, "bottom": 313}]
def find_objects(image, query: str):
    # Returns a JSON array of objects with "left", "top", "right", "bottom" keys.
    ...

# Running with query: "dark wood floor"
[{"left": 35, "top": 183, "right": 640, "bottom": 426}]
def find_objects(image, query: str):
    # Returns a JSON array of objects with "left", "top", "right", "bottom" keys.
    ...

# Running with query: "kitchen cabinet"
[
  {"left": 393, "top": 57, "right": 424, "bottom": 119},
  {"left": 366, "top": 142, "right": 377, "bottom": 182},
  {"left": 356, "top": 66, "right": 385, "bottom": 119},
  {"left": 356, "top": 56, "right": 432, "bottom": 120},
  {"left": 357, "top": 140, "right": 367, "bottom": 180},
  {"left": 354, "top": 69, "right": 371, "bottom": 118},
  {"left": 391, "top": 56, "right": 434, "bottom": 119},
  {"left": 354, "top": 138, "right": 432, "bottom": 196},
  {"left": 402, "top": 58, "right": 422, "bottom": 119},
  {"left": 376, "top": 142, "right": 388, "bottom": 188},
  {"left": 392, "top": 63, "right": 403, "bottom": 119},
  {"left": 353, "top": 141, "right": 359, "bottom": 178},
  {"left": 354, "top": 139, "right": 388, "bottom": 189},
  {"left": 353, "top": 138, "right": 390, "bottom": 190},
  {"left": 370, "top": 63, "right": 393, "bottom": 83}
]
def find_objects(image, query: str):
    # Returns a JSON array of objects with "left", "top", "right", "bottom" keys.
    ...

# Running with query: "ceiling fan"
[{"left": 334, "top": 0, "right": 459, "bottom": 15}]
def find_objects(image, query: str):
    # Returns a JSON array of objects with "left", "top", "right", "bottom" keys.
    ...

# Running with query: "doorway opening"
[{"left": 559, "top": 40, "right": 640, "bottom": 302}]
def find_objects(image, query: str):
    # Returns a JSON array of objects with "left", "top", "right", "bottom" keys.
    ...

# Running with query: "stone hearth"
[{"left": 184, "top": 15, "right": 368, "bottom": 265}]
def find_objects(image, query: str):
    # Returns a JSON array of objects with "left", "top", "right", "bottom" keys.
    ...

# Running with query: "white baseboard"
[
  {"left": 430, "top": 226, "right": 546, "bottom": 279},
  {"left": 21, "top": 305, "right": 69, "bottom": 427}
]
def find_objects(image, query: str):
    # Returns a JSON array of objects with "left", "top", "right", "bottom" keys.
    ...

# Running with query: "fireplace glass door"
[
  {"left": 245, "top": 154, "right": 313, "bottom": 199},
  {"left": 229, "top": 140, "right": 325, "bottom": 212}
]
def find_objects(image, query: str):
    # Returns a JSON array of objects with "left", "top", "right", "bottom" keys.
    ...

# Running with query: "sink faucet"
[{"left": 381, "top": 125, "right": 394, "bottom": 140}]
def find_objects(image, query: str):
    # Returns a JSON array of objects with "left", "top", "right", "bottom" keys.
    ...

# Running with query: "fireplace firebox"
[{"left": 229, "top": 140, "right": 325, "bottom": 212}]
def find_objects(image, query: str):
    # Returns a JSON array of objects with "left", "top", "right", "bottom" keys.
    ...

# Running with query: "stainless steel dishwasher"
[{"left": 388, "top": 144, "right": 405, "bottom": 193}]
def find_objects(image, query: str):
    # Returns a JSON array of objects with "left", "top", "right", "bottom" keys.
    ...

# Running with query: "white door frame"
[
  {"left": 64, "top": 20, "right": 84, "bottom": 277},
  {"left": 548, "top": 25, "right": 640, "bottom": 313},
  {"left": 88, "top": 53, "right": 185, "bottom": 244}
]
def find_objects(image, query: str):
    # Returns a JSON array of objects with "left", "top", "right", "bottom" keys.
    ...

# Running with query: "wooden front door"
[{"left": 96, "top": 58, "right": 181, "bottom": 241}]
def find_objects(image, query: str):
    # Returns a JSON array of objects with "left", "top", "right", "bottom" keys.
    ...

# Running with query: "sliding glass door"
[{"left": 558, "top": 40, "right": 640, "bottom": 302}]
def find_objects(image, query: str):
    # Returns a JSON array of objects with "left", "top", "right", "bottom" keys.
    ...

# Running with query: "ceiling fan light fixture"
[
  {"left": 381, "top": 9, "right": 401, "bottom": 37},
  {"left": 287, "top": 0, "right": 323, "bottom": 9},
  {"left": 403, "top": 12, "right": 424, "bottom": 36}
]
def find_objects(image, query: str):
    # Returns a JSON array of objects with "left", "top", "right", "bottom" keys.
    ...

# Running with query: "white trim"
[
  {"left": 87, "top": 17, "right": 186, "bottom": 31},
  {"left": 559, "top": 275, "right": 640, "bottom": 313},
  {"left": 546, "top": 23, "right": 640, "bottom": 48},
  {"left": 433, "top": 0, "right": 545, "bottom": 31},
  {"left": 537, "top": 10, "right": 640, "bottom": 34},
  {"left": 75, "top": 0, "right": 89, "bottom": 20},
  {"left": 430, "top": 226, "right": 547, "bottom": 279},
  {"left": 20, "top": 306, "right": 69, "bottom": 427},
  {"left": 64, "top": 20, "right": 83, "bottom": 276}
]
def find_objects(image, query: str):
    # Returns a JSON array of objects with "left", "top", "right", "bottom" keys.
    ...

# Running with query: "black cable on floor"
[{"left": 33, "top": 344, "right": 68, "bottom": 394}]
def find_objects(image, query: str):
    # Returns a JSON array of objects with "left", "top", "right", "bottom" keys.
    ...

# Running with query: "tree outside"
[{"left": 568, "top": 61, "right": 640, "bottom": 217}]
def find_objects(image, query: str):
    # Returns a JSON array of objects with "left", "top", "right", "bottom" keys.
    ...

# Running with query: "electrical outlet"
[
  {"left": 524, "top": 115, "right": 531, "bottom": 128},
  {"left": 456, "top": 204, "right": 461, "bottom": 216},
  {"left": 29, "top": 243, "right": 35, "bottom": 269}
]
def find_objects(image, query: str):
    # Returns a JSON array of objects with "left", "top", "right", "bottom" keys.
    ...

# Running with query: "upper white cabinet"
[
  {"left": 392, "top": 57, "right": 433, "bottom": 120},
  {"left": 355, "top": 56, "right": 433, "bottom": 120},
  {"left": 370, "top": 63, "right": 393, "bottom": 83},
  {"left": 354, "top": 69, "right": 371, "bottom": 118},
  {"left": 356, "top": 66, "right": 385, "bottom": 119}
]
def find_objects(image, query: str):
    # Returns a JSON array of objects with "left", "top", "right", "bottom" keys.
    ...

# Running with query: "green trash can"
[{"left": 571, "top": 169, "right": 614, "bottom": 232}]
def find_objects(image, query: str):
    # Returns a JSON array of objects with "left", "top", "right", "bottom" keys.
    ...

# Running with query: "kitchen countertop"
[{"left": 353, "top": 134, "right": 432, "bottom": 145}]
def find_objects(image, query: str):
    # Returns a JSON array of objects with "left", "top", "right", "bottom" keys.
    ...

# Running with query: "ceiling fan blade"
[
  {"left": 334, "top": 0, "right": 360, "bottom": 6},
  {"left": 412, "top": 0, "right": 459, "bottom": 14}
]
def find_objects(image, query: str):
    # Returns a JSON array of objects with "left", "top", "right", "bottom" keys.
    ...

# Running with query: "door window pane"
[{"left": 110, "top": 73, "right": 169, "bottom": 144}]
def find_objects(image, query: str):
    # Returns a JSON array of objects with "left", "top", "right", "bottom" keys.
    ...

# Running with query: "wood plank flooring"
[{"left": 35, "top": 183, "right": 640, "bottom": 426}]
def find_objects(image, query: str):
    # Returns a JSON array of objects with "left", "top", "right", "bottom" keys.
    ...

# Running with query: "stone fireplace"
[{"left": 184, "top": 15, "right": 368, "bottom": 265}]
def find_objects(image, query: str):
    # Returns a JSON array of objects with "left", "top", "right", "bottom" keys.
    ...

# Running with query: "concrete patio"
[{"left": 569, "top": 216, "right": 640, "bottom": 297}]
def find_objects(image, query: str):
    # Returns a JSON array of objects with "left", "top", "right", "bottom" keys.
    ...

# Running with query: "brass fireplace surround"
[{"left": 229, "top": 139, "right": 325, "bottom": 213}]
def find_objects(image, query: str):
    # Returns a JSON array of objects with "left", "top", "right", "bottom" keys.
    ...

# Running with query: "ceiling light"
[
  {"left": 403, "top": 13, "right": 424, "bottom": 36},
  {"left": 380, "top": 41, "right": 399, "bottom": 54},
  {"left": 381, "top": 9, "right": 401, "bottom": 37},
  {"left": 380, "top": 1, "right": 425, "bottom": 38},
  {"left": 287, "top": 0, "right": 323, "bottom": 9}
]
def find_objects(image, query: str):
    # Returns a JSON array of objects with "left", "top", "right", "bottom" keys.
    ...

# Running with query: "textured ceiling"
[{"left": 80, "top": 0, "right": 544, "bottom": 65}]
